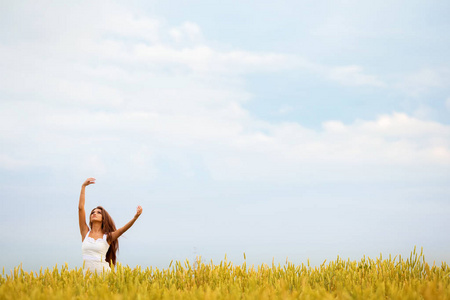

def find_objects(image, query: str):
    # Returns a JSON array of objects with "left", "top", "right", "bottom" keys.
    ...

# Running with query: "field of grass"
[{"left": 1, "top": 247, "right": 449, "bottom": 299}]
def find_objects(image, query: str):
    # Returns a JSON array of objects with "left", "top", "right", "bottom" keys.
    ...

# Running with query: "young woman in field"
[{"left": 78, "top": 177, "right": 143, "bottom": 273}]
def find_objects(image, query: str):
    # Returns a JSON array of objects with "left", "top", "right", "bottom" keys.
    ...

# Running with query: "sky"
[{"left": 1, "top": 0, "right": 449, "bottom": 272}]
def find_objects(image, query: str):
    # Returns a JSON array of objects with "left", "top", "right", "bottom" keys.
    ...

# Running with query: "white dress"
[{"left": 81, "top": 231, "right": 111, "bottom": 273}]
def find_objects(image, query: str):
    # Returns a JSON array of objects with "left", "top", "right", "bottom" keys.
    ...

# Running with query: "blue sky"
[{"left": 1, "top": 0, "right": 449, "bottom": 272}]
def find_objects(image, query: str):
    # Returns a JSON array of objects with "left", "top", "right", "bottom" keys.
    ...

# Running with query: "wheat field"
[{"left": 1, "top": 247, "right": 449, "bottom": 299}]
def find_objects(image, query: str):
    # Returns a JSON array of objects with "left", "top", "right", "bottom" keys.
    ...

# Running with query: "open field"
[{"left": 1, "top": 247, "right": 449, "bottom": 299}]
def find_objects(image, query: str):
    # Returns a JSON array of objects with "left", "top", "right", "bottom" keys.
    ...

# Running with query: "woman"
[{"left": 78, "top": 177, "right": 143, "bottom": 273}]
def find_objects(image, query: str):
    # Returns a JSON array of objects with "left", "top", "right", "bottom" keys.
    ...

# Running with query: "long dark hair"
[{"left": 89, "top": 206, "right": 118, "bottom": 266}]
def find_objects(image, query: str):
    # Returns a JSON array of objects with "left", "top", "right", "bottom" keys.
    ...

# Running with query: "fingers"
[
  {"left": 83, "top": 178, "right": 96, "bottom": 186},
  {"left": 136, "top": 205, "right": 143, "bottom": 215}
]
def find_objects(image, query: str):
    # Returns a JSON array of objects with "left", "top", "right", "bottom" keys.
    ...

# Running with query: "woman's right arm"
[{"left": 79, "top": 178, "right": 95, "bottom": 240}]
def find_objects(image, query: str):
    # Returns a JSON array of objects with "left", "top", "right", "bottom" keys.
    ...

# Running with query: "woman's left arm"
[{"left": 109, "top": 206, "right": 143, "bottom": 243}]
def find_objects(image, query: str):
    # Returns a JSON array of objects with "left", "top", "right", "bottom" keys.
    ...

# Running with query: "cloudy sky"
[{"left": 1, "top": 0, "right": 449, "bottom": 272}]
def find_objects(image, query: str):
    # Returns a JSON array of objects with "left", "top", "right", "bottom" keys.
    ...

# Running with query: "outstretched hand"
[
  {"left": 135, "top": 205, "right": 143, "bottom": 218},
  {"left": 82, "top": 178, "right": 96, "bottom": 187}
]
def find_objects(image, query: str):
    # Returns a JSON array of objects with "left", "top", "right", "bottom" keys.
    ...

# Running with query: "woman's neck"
[{"left": 91, "top": 222, "right": 103, "bottom": 233}]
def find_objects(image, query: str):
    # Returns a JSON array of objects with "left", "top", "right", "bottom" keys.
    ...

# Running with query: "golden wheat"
[{"left": 1, "top": 247, "right": 449, "bottom": 299}]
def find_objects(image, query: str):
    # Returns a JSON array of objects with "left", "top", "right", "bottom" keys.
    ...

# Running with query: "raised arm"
[
  {"left": 79, "top": 178, "right": 95, "bottom": 240},
  {"left": 109, "top": 206, "right": 143, "bottom": 243}
]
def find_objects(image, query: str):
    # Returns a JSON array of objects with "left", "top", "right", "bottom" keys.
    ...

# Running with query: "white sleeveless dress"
[{"left": 81, "top": 231, "right": 111, "bottom": 273}]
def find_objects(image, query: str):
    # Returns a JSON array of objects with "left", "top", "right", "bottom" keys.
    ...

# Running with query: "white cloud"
[
  {"left": 5, "top": 101, "right": 447, "bottom": 184},
  {"left": 327, "top": 65, "right": 386, "bottom": 87},
  {"left": 106, "top": 12, "right": 161, "bottom": 43},
  {"left": 0, "top": 0, "right": 394, "bottom": 120},
  {"left": 322, "top": 120, "right": 346, "bottom": 133},
  {"left": 395, "top": 68, "right": 450, "bottom": 97},
  {"left": 204, "top": 113, "right": 450, "bottom": 182},
  {"left": 169, "top": 22, "right": 203, "bottom": 44},
  {"left": 129, "top": 44, "right": 295, "bottom": 74},
  {"left": 354, "top": 112, "right": 449, "bottom": 138},
  {"left": 1, "top": 1, "right": 449, "bottom": 186}
]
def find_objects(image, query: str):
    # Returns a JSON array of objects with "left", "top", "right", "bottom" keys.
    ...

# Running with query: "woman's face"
[{"left": 90, "top": 208, "right": 103, "bottom": 223}]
